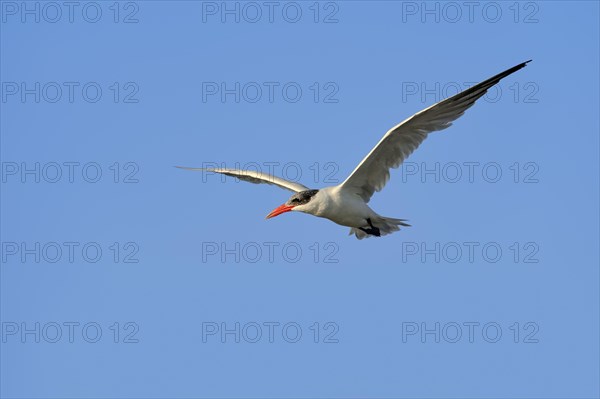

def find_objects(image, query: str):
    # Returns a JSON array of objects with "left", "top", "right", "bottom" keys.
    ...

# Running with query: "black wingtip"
[{"left": 514, "top": 60, "right": 532, "bottom": 70}]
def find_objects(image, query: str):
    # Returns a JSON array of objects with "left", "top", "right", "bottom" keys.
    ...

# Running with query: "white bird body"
[
  {"left": 295, "top": 186, "right": 375, "bottom": 227},
  {"left": 179, "top": 61, "right": 531, "bottom": 239}
]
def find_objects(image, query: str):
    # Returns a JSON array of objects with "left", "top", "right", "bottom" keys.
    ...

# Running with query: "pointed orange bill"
[{"left": 265, "top": 204, "right": 295, "bottom": 219}]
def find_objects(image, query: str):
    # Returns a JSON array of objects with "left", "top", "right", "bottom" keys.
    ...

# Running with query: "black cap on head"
[{"left": 286, "top": 189, "right": 319, "bottom": 206}]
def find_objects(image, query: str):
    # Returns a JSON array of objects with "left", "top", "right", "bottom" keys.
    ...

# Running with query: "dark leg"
[{"left": 359, "top": 218, "right": 381, "bottom": 237}]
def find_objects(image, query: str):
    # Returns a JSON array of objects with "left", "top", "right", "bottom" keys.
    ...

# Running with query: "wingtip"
[{"left": 174, "top": 166, "right": 206, "bottom": 171}]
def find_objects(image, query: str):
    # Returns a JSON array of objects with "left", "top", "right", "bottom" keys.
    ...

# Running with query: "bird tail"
[{"left": 348, "top": 217, "right": 411, "bottom": 240}]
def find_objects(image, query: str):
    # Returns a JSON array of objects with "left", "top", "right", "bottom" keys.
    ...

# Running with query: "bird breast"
[{"left": 304, "top": 187, "right": 374, "bottom": 227}]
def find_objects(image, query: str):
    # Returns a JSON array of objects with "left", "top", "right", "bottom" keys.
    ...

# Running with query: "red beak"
[{"left": 266, "top": 204, "right": 295, "bottom": 219}]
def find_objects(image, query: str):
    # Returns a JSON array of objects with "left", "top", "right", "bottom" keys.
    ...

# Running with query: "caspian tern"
[{"left": 179, "top": 60, "right": 531, "bottom": 239}]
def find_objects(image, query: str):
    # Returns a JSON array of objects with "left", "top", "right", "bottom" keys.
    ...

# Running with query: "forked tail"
[{"left": 349, "top": 216, "right": 411, "bottom": 240}]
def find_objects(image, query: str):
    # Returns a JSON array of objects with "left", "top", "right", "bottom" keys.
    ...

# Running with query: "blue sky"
[{"left": 1, "top": 1, "right": 599, "bottom": 398}]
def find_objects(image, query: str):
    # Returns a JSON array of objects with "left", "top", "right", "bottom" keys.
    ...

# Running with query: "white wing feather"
[
  {"left": 176, "top": 167, "right": 309, "bottom": 193},
  {"left": 340, "top": 60, "right": 531, "bottom": 202}
]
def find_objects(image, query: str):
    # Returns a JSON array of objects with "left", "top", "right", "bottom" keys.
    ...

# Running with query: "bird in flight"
[{"left": 178, "top": 61, "right": 531, "bottom": 239}]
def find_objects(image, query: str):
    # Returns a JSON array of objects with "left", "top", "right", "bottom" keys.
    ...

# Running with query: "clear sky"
[{"left": 1, "top": 1, "right": 599, "bottom": 398}]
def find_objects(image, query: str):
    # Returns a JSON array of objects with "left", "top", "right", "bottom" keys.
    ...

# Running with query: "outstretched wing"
[
  {"left": 340, "top": 60, "right": 531, "bottom": 202},
  {"left": 176, "top": 167, "right": 310, "bottom": 193}
]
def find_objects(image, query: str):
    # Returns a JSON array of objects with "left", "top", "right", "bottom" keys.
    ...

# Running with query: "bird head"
[{"left": 266, "top": 189, "right": 320, "bottom": 219}]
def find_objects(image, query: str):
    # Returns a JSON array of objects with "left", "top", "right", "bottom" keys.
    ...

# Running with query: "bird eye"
[{"left": 291, "top": 198, "right": 299, "bottom": 203}]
